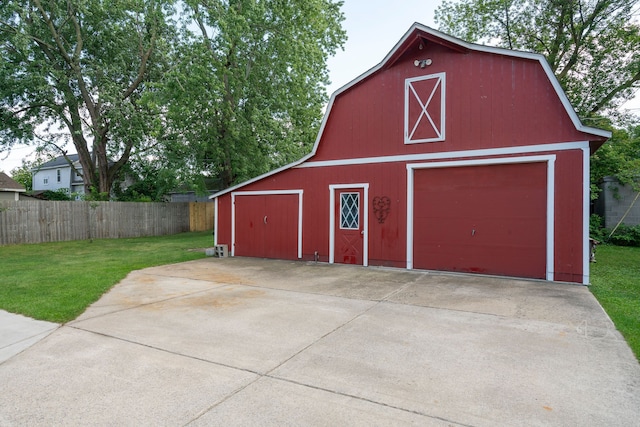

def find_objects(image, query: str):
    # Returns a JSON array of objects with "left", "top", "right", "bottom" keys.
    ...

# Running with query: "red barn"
[{"left": 210, "top": 24, "right": 610, "bottom": 284}]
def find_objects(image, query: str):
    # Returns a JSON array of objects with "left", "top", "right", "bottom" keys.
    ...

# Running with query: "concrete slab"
[
  {"left": 70, "top": 284, "right": 376, "bottom": 373},
  {"left": 1, "top": 257, "right": 639, "bottom": 426},
  {"left": 0, "top": 310, "right": 58, "bottom": 363},
  {"left": 74, "top": 269, "right": 228, "bottom": 321},
  {"left": 272, "top": 301, "right": 638, "bottom": 426},
  {"left": 190, "top": 376, "right": 446, "bottom": 426},
  {"left": 388, "top": 272, "right": 615, "bottom": 328},
  {"left": 0, "top": 327, "right": 256, "bottom": 426}
]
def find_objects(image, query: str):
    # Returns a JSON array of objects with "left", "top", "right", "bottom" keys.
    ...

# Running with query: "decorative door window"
[
  {"left": 404, "top": 72, "right": 446, "bottom": 144},
  {"left": 340, "top": 193, "right": 359, "bottom": 229}
]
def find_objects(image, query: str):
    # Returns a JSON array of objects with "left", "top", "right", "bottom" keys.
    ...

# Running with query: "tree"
[
  {"left": 9, "top": 159, "right": 38, "bottom": 191},
  {"left": 435, "top": 0, "right": 640, "bottom": 117},
  {"left": 112, "top": 159, "right": 180, "bottom": 202},
  {"left": 162, "top": 0, "right": 346, "bottom": 188},
  {"left": 591, "top": 121, "right": 640, "bottom": 197},
  {"left": 0, "top": 0, "right": 172, "bottom": 198}
]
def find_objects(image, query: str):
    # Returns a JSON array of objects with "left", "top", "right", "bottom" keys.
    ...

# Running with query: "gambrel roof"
[{"left": 211, "top": 23, "right": 611, "bottom": 199}]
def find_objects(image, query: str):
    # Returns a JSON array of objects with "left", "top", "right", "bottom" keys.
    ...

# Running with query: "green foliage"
[
  {"left": 435, "top": 0, "right": 640, "bottom": 117},
  {"left": 1, "top": 0, "right": 347, "bottom": 193},
  {"left": 591, "top": 123, "right": 640, "bottom": 198},
  {"left": 590, "top": 214, "right": 607, "bottom": 242},
  {"left": 0, "top": 231, "right": 212, "bottom": 323},
  {"left": 608, "top": 224, "right": 640, "bottom": 247},
  {"left": 9, "top": 159, "right": 38, "bottom": 191},
  {"left": 590, "top": 245, "right": 640, "bottom": 360},
  {"left": 40, "top": 189, "right": 72, "bottom": 201},
  {"left": 161, "top": 0, "right": 347, "bottom": 188},
  {"left": 589, "top": 214, "right": 640, "bottom": 247},
  {"left": 0, "top": 0, "right": 174, "bottom": 194},
  {"left": 113, "top": 161, "right": 178, "bottom": 202}
]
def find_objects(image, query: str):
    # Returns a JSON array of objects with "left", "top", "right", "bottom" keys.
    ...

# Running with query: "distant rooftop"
[
  {"left": 0, "top": 172, "right": 26, "bottom": 192},
  {"left": 35, "top": 154, "right": 81, "bottom": 170}
]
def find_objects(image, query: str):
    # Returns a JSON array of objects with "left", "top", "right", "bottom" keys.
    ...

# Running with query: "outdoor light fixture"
[{"left": 414, "top": 59, "right": 432, "bottom": 68}]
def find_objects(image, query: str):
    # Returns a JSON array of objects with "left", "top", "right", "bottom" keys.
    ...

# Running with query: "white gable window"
[
  {"left": 43, "top": 177, "right": 48, "bottom": 185},
  {"left": 404, "top": 72, "right": 446, "bottom": 144}
]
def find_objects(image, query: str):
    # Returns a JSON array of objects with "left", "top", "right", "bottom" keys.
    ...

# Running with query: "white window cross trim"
[{"left": 404, "top": 72, "right": 446, "bottom": 144}]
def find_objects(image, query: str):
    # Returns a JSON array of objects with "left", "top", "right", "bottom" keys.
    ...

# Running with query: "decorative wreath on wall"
[{"left": 373, "top": 196, "right": 391, "bottom": 224}]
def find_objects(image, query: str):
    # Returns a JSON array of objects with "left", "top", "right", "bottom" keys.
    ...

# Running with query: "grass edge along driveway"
[
  {"left": 0, "top": 231, "right": 212, "bottom": 323},
  {"left": 1, "top": 233, "right": 638, "bottom": 361},
  {"left": 589, "top": 244, "right": 640, "bottom": 361}
]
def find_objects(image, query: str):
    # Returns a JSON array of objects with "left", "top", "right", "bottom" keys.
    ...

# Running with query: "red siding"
[
  {"left": 234, "top": 194, "right": 298, "bottom": 260},
  {"left": 413, "top": 163, "right": 547, "bottom": 279},
  {"left": 314, "top": 45, "right": 596, "bottom": 163},
  {"left": 553, "top": 150, "right": 585, "bottom": 282}
]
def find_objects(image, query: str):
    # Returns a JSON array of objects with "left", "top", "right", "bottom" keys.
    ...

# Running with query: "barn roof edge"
[{"left": 209, "top": 23, "right": 611, "bottom": 199}]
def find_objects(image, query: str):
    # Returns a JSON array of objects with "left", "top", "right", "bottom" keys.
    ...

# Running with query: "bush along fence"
[{"left": 0, "top": 200, "right": 213, "bottom": 245}]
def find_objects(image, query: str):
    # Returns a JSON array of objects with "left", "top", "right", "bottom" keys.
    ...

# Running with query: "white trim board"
[
  {"left": 298, "top": 141, "right": 588, "bottom": 169},
  {"left": 329, "top": 183, "right": 369, "bottom": 266},
  {"left": 231, "top": 190, "right": 304, "bottom": 259},
  {"left": 582, "top": 147, "right": 591, "bottom": 284},
  {"left": 406, "top": 155, "right": 556, "bottom": 281}
]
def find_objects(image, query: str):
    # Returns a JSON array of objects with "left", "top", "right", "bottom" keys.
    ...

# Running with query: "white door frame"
[
  {"left": 230, "top": 190, "right": 303, "bottom": 258},
  {"left": 329, "top": 183, "right": 369, "bottom": 266},
  {"left": 406, "top": 155, "right": 556, "bottom": 281}
]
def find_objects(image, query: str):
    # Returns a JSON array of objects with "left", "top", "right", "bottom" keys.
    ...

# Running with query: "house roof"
[
  {"left": 0, "top": 172, "right": 26, "bottom": 192},
  {"left": 34, "top": 154, "right": 81, "bottom": 171},
  {"left": 210, "top": 23, "right": 612, "bottom": 199}
]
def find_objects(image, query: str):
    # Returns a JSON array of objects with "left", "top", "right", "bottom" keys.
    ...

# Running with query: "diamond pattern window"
[{"left": 340, "top": 193, "right": 359, "bottom": 229}]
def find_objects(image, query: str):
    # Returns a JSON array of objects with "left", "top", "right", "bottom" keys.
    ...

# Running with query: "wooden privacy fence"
[
  {"left": 189, "top": 202, "right": 215, "bottom": 232},
  {"left": 0, "top": 200, "right": 213, "bottom": 245}
]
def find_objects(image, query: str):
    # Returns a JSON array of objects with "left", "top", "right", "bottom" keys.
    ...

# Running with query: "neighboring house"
[
  {"left": 211, "top": 24, "right": 610, "bottom": 285},
  {"left": 32, "top": 154, "right": 85, "bottom": 196},
  {"left": 594, "top": 177, "right": 640, "bottom": 228},
  {"left": 0, "top": 172, "right": 26, "bottom": 201}
]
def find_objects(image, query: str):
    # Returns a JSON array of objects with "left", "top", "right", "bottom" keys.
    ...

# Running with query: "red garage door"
[
  {"left": 413, "top": 162, "right": 547, "bottom": 279},
  {"left": 234, "top": 194, "right": 299, "bottom": 260}
]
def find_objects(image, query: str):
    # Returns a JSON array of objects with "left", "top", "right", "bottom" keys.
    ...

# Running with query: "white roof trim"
[{"left": 210, "top": 23, "right": 610, "bottom": 199}]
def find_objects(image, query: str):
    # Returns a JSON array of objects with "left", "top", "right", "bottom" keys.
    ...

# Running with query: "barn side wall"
[{"left": 214, "top": 147, "right": 587, "bottom": 282}]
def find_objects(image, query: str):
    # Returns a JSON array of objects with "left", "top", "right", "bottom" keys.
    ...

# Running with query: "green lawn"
[
  {"left": 589, "top": 244, "right": 640, "bottom": 360},
  {"left": 0, "top": 231, "right": 213, "bottom": 323}
]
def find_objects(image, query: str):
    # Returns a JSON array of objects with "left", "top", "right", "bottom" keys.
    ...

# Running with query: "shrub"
[
  {"left": 608, "top": 224, "right": 640, "bottom": 247},
  {"left": 41, "top": 189, "right": 72, "bottom": 201},
  {"left": 590, "top": 214, "right": 607, "bottom": 242}
]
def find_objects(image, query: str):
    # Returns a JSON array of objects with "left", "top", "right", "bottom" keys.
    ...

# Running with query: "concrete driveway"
[{"left": 1, "top": 257, "right": 639, "bottom": 426}]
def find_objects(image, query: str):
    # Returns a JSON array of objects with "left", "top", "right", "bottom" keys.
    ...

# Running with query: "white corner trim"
[
  {"left": 406, "top": 155, "right": 556, "bottom": 281},
  {"left": 582, "top": 147, "right": 591, "bottom": 285},
  {"left": 329, "top": 183, "right": 369, "bottom": 266},
  {"left": 231, "top": 190, "right": 304, "bottom": 259},
  {"left": 213, "top": 197, "right": 218, "bottom": 246}
]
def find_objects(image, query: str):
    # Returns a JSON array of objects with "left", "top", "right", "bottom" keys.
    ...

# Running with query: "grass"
[
  {"left": 0, "top": 231, "right": 213, "bottom": 323},
  {"left": 589, "top": 244, "right": 640, "bottom": 360}
]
